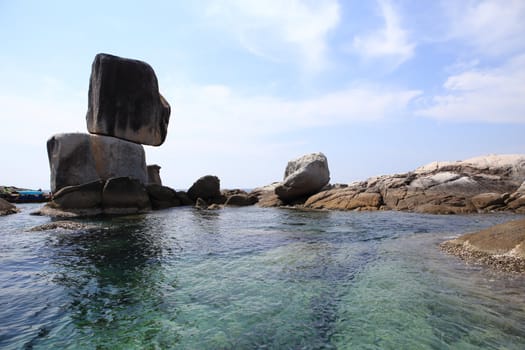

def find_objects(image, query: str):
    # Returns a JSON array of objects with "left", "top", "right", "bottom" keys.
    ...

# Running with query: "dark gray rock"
[
  {"left": 102, "top": 177, "right": 151, "bottom": 214},
  {"left": 52, "top": 180, "right": 104, "bottom": 209},
  {"left": 146, "top": 184, "right": 181, "bottom": 209},
  {"left": 47, "top": 133, "right": 147, "bottom": 192},
  {"left": 147, "top": 164, "right": 162, "bottom": 185},
  {"left": 86, "top": 53, "right": 171, "bottom": 146},
  {"left": 187, "top": 175, "right": 221, "bottom": 202}
]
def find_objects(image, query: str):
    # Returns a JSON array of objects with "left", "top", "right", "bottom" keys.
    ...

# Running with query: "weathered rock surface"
[
  {"left": 38, "top": 177, "right": 151, "bottom": 217},
  {"left": 102, "top": 177, "right": 151, "bottom": 214},
  {"left": 249, "top": 183, "right": 283, "bottom": 208},
  {"left": 224, "top": 194, "right": 258, "bottom": 207},
  {"left": 86, "top": 53, "right": 171, "bottom": 146},
  {"left": 0, "top": 198, "right": 18, "bottom": 216},
  {"left": 47, "top": 133, "right": 147, "bottom": 192},
  {"left": 52, "top": 180, "right": 104, "bottom": 209},
  {"left": 275, "top": 153, "right": 330, "bottom": 203},
  {"left": 29, "top": 221, "right": 97, "bottom": 232},
  {"left": 147, "top": 165, "right": 162, "bottom": 185},
  {"left": 305, "top": 154, "right": 525, "bottom": 214},
  {"left": 187, "top": 175, "right": 222, "bottom": 202},
  {"left": 440, "top": 218, "right": 525, "bottom": 272},
  {"left": 146, "top": 184, "right": 182, "bottom": 210}
]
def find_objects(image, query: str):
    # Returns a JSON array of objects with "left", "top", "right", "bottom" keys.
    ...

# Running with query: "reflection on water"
[{"left": 0, "top": 205, "right": 524, "bottom": 349}]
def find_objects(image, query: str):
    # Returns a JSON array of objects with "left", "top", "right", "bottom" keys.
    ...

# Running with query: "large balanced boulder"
[
  {"left": 187, "top": 175, "right": 222, "bottom": 202},
  {"left": 305, "top": 154, "right": 525, "bottom": 213},
  {"left": 275, "top": 152, "right": 330, "bottom": 203},
  {"left": 47, "top": 133, "right": 147, "bottom": 192},
  {"left": 86, "top": 53, "right": 171, "bottom": 146}
]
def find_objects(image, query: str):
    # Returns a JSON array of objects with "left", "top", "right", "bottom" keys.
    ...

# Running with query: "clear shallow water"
[{"left": 1, "top": 204, "right": 524, "bottom": 349}]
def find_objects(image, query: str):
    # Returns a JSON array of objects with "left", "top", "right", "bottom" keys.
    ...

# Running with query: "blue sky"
[{"left": 1, "top": 0, "right": 524, "bottom": 189}]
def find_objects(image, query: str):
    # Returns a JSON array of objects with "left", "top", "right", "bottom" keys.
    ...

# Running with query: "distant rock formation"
[
  {"left": 440, "top": 218, "right": 525, "bottom": 272},
  {"left": 305, "top": 154, "right": 525, "bottom": 214},
  {"left": 0, "top": 198, "right": 18, "bottom": 216},
  {"left": 86, "top": 53, "right": 171, "bottom": 146}
]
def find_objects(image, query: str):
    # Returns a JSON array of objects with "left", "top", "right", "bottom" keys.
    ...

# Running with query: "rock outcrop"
[
  {"left": 147, "top": 165, "right": 162, "bottom": 185},
  {"left": 187, "top": 175, "right": 222, "bottom": 203},
  {"left": 47, "top": 133, "right": 147, "bottom": 192},
  {"left": 86, "top": 53, "right": 171, "bottom": 146},
  {"left": 41, "top": 53, "right": 176, "bottom": 216},
  {"left": 305, "top": 154, "right": 525, "bottom": 214},
  {"left": 0, "top": 198, "right": 18, "bottom": 216},
  {"left": 38, "top": 177, "right": 152, "bottom": 217},
  {"left": 440, "top": 218, "right": 525, "bottom": 272},
  {"left": 275, "top": 152, "right": 330, "bottom": 203}
]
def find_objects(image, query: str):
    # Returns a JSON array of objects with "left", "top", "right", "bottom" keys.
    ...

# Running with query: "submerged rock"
[
  {"left": 275, "top": 152, "right": 330, "bottom": 203},
  {"left": 47, "top": 133, "right": 147, "bottom": 192},
  {"left": 29, "top": 221, "right": 96, "bottom": 231},
  {"left": 440, "top": 218, "right": 525, "bottom": 273},
  {"left": 86, "top": 53, "right": 171, "bottom": 146}
]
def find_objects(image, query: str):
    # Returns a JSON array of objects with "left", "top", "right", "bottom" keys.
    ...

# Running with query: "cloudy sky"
[{"left": 1, "top": 0, "right": 524, "bottom": 189}]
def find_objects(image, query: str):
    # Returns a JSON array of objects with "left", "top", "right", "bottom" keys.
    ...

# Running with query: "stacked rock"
[{"left": 43, "top": 53, "right": 172, "bottom": 216}]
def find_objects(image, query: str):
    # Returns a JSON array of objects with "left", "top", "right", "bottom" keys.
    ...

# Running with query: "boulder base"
[
  {"left": 47, "top": 133, "right": 147, "bottom": 192},
  {"left": 0, "top": 198, "right": 18, "bottom": 216}
]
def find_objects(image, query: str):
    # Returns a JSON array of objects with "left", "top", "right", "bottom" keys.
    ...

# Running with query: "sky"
[{"left": 1, "top": 0, "right": 525, "bottom": 190}]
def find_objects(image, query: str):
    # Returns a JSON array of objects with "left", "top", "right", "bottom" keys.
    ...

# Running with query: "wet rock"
[
  {"left": 86, "top": 53, "right": 170, "bottom": 146},
  {"left": 29, "top": 221, "right": 96, "bottom": 231},
  {"left": 275, "top": 152, "right": 330, "bottom": 203},
  {"left": 440, "top": 218, "right": 525, "bottom": 272},
  {"left": 47, "top": 133, "right": 147, "bottom": 192},
  {"left": 0, "top": 198, "right": 18, "bottom": 216}
]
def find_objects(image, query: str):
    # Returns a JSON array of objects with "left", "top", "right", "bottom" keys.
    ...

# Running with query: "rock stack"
[{"left": 41, "top": 53, "right": 175, "bottom": 217}]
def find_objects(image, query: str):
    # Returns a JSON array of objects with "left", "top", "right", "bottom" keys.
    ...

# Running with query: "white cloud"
[
  {"left": 417, "top": 54, "right": 525, "bottom": 123},
  {"left": 445, "top": 0, "right": 525, "bottom": 56},
  {"left": 205, "top": 0, "right": 340, "bottom": 71},
  {"left": 352, "top": 0, "right": 415, "bottom": 67}
]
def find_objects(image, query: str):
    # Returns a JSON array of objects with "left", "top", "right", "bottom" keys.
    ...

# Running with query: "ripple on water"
[{"left": 0, "top": 206, "right": 524, "bottom": 349}]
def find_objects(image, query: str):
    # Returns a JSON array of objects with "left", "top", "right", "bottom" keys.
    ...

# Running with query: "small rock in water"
[{"left": 29, "top": 221, "right": 95, "bottom": 232}]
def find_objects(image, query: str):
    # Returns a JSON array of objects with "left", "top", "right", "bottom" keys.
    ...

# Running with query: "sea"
[{"left": 1, "top": 203, "right": 524, "bottom": 349}]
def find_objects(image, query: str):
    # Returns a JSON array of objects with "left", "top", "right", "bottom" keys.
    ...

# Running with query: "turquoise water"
[{"left": 1, "top": 204, "right": 524, "bottom": 349}]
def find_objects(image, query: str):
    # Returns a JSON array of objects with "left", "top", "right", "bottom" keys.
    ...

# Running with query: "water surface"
[{"left": 1, "top": 204, "right": 524, "bottom": 349}]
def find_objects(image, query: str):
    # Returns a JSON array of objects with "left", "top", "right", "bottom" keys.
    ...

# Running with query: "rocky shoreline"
[
  {"left": 440, "top": 219, "right": 525, "bottom": 273},
  {"left": 3, "top": 53, "right": 525, "bottom": 273}
]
